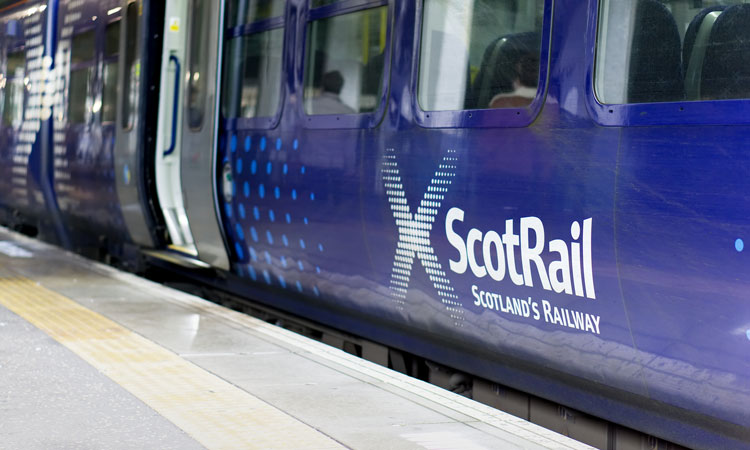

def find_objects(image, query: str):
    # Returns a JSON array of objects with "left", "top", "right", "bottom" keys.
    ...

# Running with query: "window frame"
[
  {"left": 587, "top": 0, "right": 750, "bottom": 127},
  {"left": 412, "top": 0, "right": 554, "bottom": 129},
  {"left": 222, "top": 7, "right": 288, "bottom": 131},
  {"left": 300, "top": 0, "right": 393, "bottom": 130}
]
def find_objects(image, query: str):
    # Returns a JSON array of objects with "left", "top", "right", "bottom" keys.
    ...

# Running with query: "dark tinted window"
[
  {"left": 69, "top": 30, "right": 96, "bottom": 124},
  {"left": 187, "top": 0, "right": 209, "bottom": 129},
  {"left": 223, "top": 28, "right": 284, "bottom": 118},
  {"left": 303, "top": 6, "right": 387, "bottom": 115},
  {"left": 102, "top": 21, "right": 120, "bottom": 123},
  {"left": 122, "top": 2, "right": 139, "bottom": 129},
  {"left": 2, "top": 50, "right": 25, "bottom": 126},
  {"left": 226, "top": 0, "right": 285, "bottom": 28},
  {"left": 596, "top": 0, "right": 750, "bottom": 104},
  {"left": 418, "top": 0, "right": 545, "bottom": 111}
]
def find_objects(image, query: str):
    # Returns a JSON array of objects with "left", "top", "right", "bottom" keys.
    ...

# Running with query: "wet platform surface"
[{"left": 0, "top": 227, "right": 593, "bottom": 450}]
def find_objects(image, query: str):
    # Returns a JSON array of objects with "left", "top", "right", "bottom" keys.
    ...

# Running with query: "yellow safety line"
[{"left": 0, "top": 274, "right": 343, "bottom": 450}]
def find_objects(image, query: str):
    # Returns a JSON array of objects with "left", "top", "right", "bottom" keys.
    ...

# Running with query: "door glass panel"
[
  {"left": 69, "top": 29, "right": 96, "bottom": 124},
  {"left": 226, "top": 0, "right": 286, "bottom": 28},
  {"left": 187, "top": 0, "right": 209, "bottom": 129},
  {"left": 223, "top": 28, "right": 284, "bottom": 118},
  {"left": 102, "top": 21, "right": 120, "bottom": 123},
  {"left": 2, "top": 50, "right": 25, "bottom": 126},
  {"left": 122, "top": 2, "right": 139, "bottom": 129}
]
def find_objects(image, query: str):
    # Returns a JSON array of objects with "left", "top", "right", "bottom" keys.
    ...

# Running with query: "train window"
[
  {"left": 2, "top": 50, "right": 25, "bottom": 127},
  {"left": 303, "top": 5, "right": 387, "bottom": 116},
  {"left": 68, "top": 30, "right": 96, "bottom": 124},
  {"left": 187, "top": 0, "right": 209, "bottom": 130},
  {"left": 102, "top": 21, "right": 120, "bottom": 123},
  {"left": 226, "top": 0, "right": 286, "bottom": 28},
  {"left": 222, "top": 28, "right": 284, "bottom": 119},
  {"left": 596, "top": 0, "right": 750, "bottom": 104},
  {"left": 121, "top": 2, "right": 139, "bottom": 129},
  {"left": 418, "top": 0, "right": 545, "bottom": 111}
]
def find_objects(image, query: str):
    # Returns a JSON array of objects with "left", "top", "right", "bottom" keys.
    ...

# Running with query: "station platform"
[{"left": 0, "top": 227, "right": 594, "bottom": 450}]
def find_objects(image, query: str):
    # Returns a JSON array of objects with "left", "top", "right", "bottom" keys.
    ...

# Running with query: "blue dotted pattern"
[{"left": 221, "top": 135, "right": 323, "bottom": 297}]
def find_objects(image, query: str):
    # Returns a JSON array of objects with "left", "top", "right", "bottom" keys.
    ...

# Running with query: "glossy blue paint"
[
  {"left": 214, "top": 1, "right": 750, "bottom": 448},
  {"left": 50, "top": 0, "right": 129, "bottom": 249},
  {"left": 0, "top": 1, "right": 58, "bottom": 238}
]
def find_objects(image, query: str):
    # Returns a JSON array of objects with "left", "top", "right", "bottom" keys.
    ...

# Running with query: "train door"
[
  {"left": 152, "top": 0, "right": 229, "bottom": 269},
  {"left": 114, "top": 0, "right": 165, "bottom": 249}
]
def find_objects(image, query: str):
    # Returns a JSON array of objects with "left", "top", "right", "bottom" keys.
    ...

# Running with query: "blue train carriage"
[
  {"left": 0, "top": 0, "right": 64, "bottom": 241},
  {"left": 51, "top": 0, "right": 128, "bottom": 254},
  {"left": 49, "top": 0, "right": 171, "bottom": 260},
  {"left": 215, "top": 0, "right": 750, "bottom": 448},
  {"left": 48, "top": 0, "right": 224, "bottom": 265},
  {"left": 90, "top": 0, "right": 231, "bottom": 270}
]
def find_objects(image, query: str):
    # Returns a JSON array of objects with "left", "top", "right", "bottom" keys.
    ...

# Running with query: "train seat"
[
  {"left": 627, "top": 0, "right": 684, "bottom": 103},
  {"left": 465, "top": 31, "right": 540, "bottom": 110},
  {"left": 701, "top": 4, "right": 750, "bottom": 100},
  {"left": 683, "top": 6, "right": 726, "bottom": 100}
]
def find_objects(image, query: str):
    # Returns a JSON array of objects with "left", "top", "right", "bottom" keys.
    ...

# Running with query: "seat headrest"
[
  {"left": 702, "top": 4, "right": 750, "bottom": 100},
  {"left": 627, "top": 0, "right": 684, "bottom": 103},
  {"left": 466, "top": 31, "right": 541, "bottom": 109},
  {"left": 682, "top": 5, "right": 727, "bottom": 73}
]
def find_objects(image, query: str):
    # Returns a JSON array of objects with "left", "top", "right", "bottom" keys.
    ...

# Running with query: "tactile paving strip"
[{"left": 0, "top": 271, "right": 343, "bottom": 450}]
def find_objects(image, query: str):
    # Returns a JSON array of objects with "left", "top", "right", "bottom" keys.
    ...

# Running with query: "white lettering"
[
  {"left": 445, "top": 209, "right": 596, "bottom": 300},
  {"left": 483, "top": 231, "right": 505, "bottom": 281},
  {"left": 503, "top": 219, "right": 524, "bottom": 285},
  {"left": 548, "top": 239, "right": 572, "bottom": 295},
  {"left": 520, "top": 217, "right": 551, "bottom": 290},
  {"left": 467, "top": 228, "right": 486, "bottom": 278},
  {"left": 446, "top": 207, "right": 467, "bottom": 274}
]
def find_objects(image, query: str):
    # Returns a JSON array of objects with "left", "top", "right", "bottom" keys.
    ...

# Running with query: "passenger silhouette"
[
  {"left": 488, "top": 52, "right": 538, "bottom": 108},
  {"left": 310, "top": 70, "right": 356, "bottom": 115}
]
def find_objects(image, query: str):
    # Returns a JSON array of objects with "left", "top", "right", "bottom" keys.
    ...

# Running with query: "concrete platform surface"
[{"left": 0, "top": 227, "right": 594, "bottom": 450}]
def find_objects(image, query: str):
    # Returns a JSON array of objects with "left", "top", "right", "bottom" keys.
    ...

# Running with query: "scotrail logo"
[
  {"left": 382, "top": 148, "right": 464, "bottom": 326},
  {"left": 445, "top": 209, "right": 596, "bottom": 299}
]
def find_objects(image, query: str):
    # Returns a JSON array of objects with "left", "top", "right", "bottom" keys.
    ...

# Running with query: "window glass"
[
  {"left": 102, "top": 21, "right": 120, "bottom": 123},
  {"left": 2, "top": 50, "right": 25, "bottom": 126},
  {"left": 303, "top": 6, "right": 388, "bottom": 115},
  {"left": 223, "top": 28, "right": 284, "bottom": 118},
  {"left": 122, "top": 2, "right": 139, "bottom": 129},
  {"left": 596, "top": 0, "right": 750, "bottom": 104},
  {"left": 187, "top": 0, "right": 208, "bottom": 129},
  {"left": 418, "top": 0, "right": 544, "bottom": 111},
  {"left": 226, "top": 0, "right": 286, "bottom": 28},
  {"left": 69, "top": 30, "right": 96, "bottom": 124},
  {"left": 310, "top": 0, "right": 339, "bottom": 7},
  {"left": 70, "top": 29, "right": 95, "bottom": 64}
]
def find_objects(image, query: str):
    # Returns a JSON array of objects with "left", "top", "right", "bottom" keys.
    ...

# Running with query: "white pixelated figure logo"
[{"left": 382, "top": 148, "right": 464, "bottom": 326}]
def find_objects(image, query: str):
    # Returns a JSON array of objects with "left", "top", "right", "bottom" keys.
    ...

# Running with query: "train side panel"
[
  {"left": 52, "top": 0, "right": 129, "bottom": 252},
  {"left": 215, "top": 0, "right": 749, "bottom": 447},
  {"left": 0, "top": 0, "right": 61, "bottom": 241}
]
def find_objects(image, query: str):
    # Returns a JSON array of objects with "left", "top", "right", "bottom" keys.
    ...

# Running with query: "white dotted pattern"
[
  {"left": 9, "top": 11, "right": 46, "bottom": 208},
  {"left": 382, "top": 148, "right": 463, "bottom": 326}
]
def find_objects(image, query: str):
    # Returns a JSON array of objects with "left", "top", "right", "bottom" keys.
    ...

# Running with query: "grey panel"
[
  {"left": 114, "top": 0, "right": 157, "bottom": 248},
  {"left": 180, "top": 0, "right": 230, "bottom": 270}
]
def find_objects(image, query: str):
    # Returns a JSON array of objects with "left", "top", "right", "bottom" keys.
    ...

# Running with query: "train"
[{"left": 2, "top": 0, "right": 749, "bottom": 448}]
